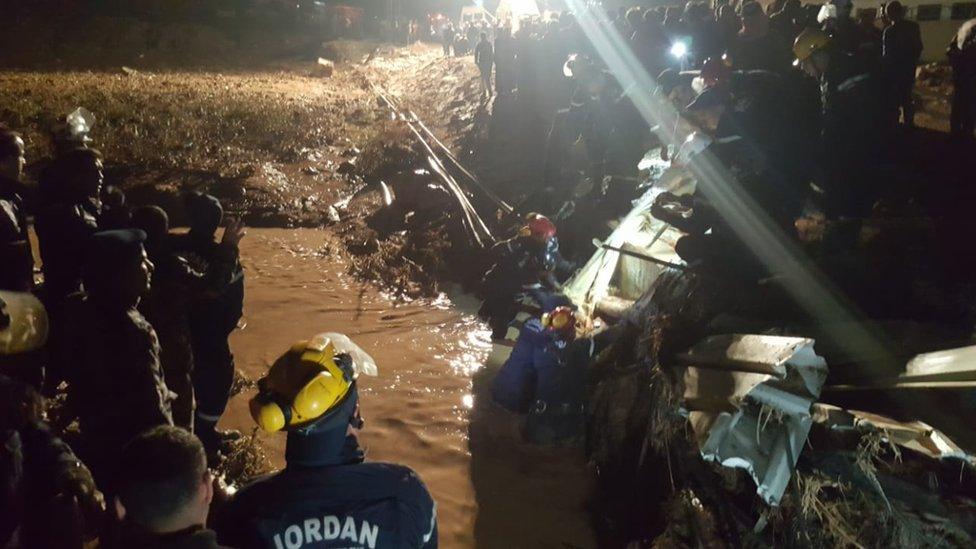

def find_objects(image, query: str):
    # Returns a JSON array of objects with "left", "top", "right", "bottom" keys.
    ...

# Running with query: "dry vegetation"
[{"left": 0, "top": 68, "right": 373, "bottom": 173}]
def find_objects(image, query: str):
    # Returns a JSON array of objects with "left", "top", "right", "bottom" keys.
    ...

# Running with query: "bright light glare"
[
  {"left": 670, "top": 41, "right": 689, "bottom": 59},
  {"left": 564, "top": 0, "right": 900, "bottom": 384}
]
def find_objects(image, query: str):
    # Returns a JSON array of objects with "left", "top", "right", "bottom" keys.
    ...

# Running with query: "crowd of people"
[
  {"left": 475, "top": 1, "right": 976, "bottom": 448},
  {"left": 463, "top": 0, "right": 975, "bottom": 185},
  {"left": 3, "top": 1, "right": 976, "bottom": 547},
  {"left": 0, "top": 119, "right": 436, "bottom": 548}
]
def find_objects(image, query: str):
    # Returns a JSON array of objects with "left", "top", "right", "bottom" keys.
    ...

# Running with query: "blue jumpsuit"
[{"left": 492, "top": 320, "right": 605, "bottom": 444}]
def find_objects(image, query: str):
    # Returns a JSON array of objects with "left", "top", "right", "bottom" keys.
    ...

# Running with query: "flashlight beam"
[{"left": 564, "top": 0, "right": 899, "bottom": 375}]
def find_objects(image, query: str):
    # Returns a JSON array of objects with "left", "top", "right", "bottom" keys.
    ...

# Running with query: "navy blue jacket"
[
  {"left": 215, "top": 460, "right": 437, "bottom": 549},
  {"left": 492, "top": 320, "right": 616, "bottom": 443}
]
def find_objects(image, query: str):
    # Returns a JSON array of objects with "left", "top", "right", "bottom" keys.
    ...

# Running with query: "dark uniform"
[
  {"left": 169, "top": 231, "right": 244, "bottom": 450},
  {"left": 0, "top": 176, "right": 33, "bottom": 292},
  {"left": 948, "top": 19, "right": 976, "bottom": 140},
  {"left": 141, "top": 239, "right": 241, "bottom": 431},
  {"left": 116, "top": 524, "right": 230, "bottom": 549},
  {"left": 882, "top": 18, "right": 923, "bottom": 127},
  {"left": 67, "top": 298, "right": 174, "bottom": 480},
  {"left": 817, "top": 47, "right": 888, "bottom": 217},
  {"left": 492, "top": 319, "right": 615, "bottom": 444},
  {"left": 479, "top": 235, "right": 572, "bottom": 339},
  {"left": 690, "top": 70, "right": 819, "bottom": 222},
  {"left": 35, "top": 180, "right": 100, "bottom": 304},
  {"left": 1, "top": 375, "right": 102, "bottom": 549},
  {"left": 729, "top": 30, "right": 794, "bottom": 73},
  {"left": 216, "top": 450, "right": 437, "bottom": 549}
]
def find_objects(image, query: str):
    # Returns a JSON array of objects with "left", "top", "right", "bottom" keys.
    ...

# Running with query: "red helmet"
[
  {"left": 541, "top": 306, "right": 576, "bottom": 339},
  {"left": 519, "top": 215, "right": 557, "bottom": 242},
  {"left": 701, "top": 56, "right": 732, "bottom": 88}
]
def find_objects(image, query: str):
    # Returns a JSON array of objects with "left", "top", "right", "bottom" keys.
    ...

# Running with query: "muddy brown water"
[{"left": 220, "top": 228, "right": 596, "bottom": 548}]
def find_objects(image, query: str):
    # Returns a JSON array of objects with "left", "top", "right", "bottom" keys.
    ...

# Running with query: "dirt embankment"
[
  {"left": 3, "top": 41, "right": 502, "bottom": 298},
  {"left": 1, "top": 58, "right": 387, "bottom": 226}
]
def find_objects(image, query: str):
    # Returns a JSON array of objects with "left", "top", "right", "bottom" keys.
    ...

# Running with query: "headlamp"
[{"left": 670, "top": 41, "right": 689, "bottom": 59}]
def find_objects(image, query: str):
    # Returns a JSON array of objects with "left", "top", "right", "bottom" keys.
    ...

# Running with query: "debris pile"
[
  {"left": 584, "top": 267, "right": 976, "bottom": 546},
  {"left": 332, "top": 121, "right": 478, "bottom": 298},
  {"left": 572, "top": 165, "right": 976, "bottom": 545}
]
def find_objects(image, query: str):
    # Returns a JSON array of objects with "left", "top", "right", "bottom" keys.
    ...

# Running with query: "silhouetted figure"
[
  {"left": 35, "top": 148, "right": 104, "bottom": 393},
  {"left": 66, "top": 229, "right": 174, "bottom": 485},
  {"left": 729, "top": 1, "right": 792, "bottom": 73},
  {"left": 441, "top": 23, "right": 455, "bottom": 57},
  {"left": 795, "top": 28, "right": 888, "bottom": 220},
  {"left": 769, "top": 0, "right": 804, "bottom": 41},
  {"left": 0, "top": 375, "right": 104, "bottom": 549},
  {"left": 35, "top": 148, "right": 103, "bottom": 303},
  {"left": 0, "top": 130, "right": 33, "bottom": 292},
  {"left": 169, "top": 194, "right": 244, "bottom": 457},
  {"left": 133, "top": 206, "right": 245, "bottom": 432},
  {"left": 948, "top": 18, "right": 976, "bottom": 140},
  {"left": 882, "top": 2, "right": 923, "bottom": 128},
  {"left": 475, "top": 32, "right": 494, "bottom": 99},
  {"left": 495, "top": 25, "right": 515, "bottom": 96}
]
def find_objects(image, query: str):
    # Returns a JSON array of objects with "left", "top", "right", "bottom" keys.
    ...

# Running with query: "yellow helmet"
[
  {"left": 250, "top": 333, "right": 378, "bottom": 432},
  {"left": 792, "top": 28, "right": 830, "bottom": 66},
  {"left": 0, "top": 291, "right": 49, "bottom": 356}
]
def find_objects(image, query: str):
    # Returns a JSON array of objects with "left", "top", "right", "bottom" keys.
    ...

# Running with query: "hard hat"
[
  {"left": 792, "top": 28, "right": 830, "bottom": 66},
  {"left": 518, "top": 216, "right": 557, "bottom": 242},
  {"left": 249, "top": 333, "right": 377, "bottom": 432},
  {"left": 541, "top": 306, "right": 576, "bottom": 338},
  {"left": 700, "top": 57, "right": 731, "bottom": 89},
  {"left": 0, "top": 291, "right": 49, "bottom": 356}
]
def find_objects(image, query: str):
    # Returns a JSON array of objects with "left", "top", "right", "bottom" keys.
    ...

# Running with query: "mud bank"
[{"left": 219, "top": 229, "right": 596, "bottom": 548}]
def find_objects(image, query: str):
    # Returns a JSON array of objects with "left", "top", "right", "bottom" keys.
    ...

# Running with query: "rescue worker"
[
  {"left": 0, "top": 374, "right": 104, "bottom": 549},
  {"left": 0, "top": 130, "right": 33, "bottom": 293},
  {"left": 35, "top": 147, "right": 104, "bottom": 393},
  {"left": 819, "top": 0, "right": 873, "bottom": 57},
  {"left": 881, "top": 1, "right": 923, "bottom": 129},
  {"left": 494, "top": 24, "right": 515, "bottom": 97},
  {"left": 948, "top": 18, "right": 976, "bottom": 141},
  {"left": 728, "top": 1, "right": 793, "bottom": 73},
  {"left": 0, "top": 290, "right": 48, "bottom": 390},
  {"left": 35, "top": 147, "right": 103, "bottom": 303},
  {"left": 479, "top": 215, "right": 571, "bottom": 340},
  {"left": 169, "top": 193, "right": 245, "bottom": 456},
  {"left": 492, "top": 307, "right": 615, "bottom": 444},
  {"left": 552, "top": 56, "right": 641, "bottom": 182},
  {"left": 214, "top": 333, "right": 437, "bottom": 549},
  {"left": 684, "top": 58, "right": 819, "bottom": 222},
  {"left": 66, "top": 229, "right": 173, "bottom": 485},
  {"left": 114, "top": 426, "right": 228, "bottom": 549},
  {"left": 441, "top": 23, "right": 455, "bottom": 57},
  {"left": 132, "top": 206, "right": 246, "bottom": 431},
  {"left": 475, "top": 31, "right": 494, "bottom": 99},
  {"left": 793, "top": 27, "right": 888, "bottom": 220},
  {"left": 769, "top": 0, "right": 804, "bottom": 43}
]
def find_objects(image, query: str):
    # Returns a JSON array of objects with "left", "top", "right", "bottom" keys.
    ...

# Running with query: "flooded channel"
[{"left": 220, "top": 228, "right": 596, "bottom": 548}]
